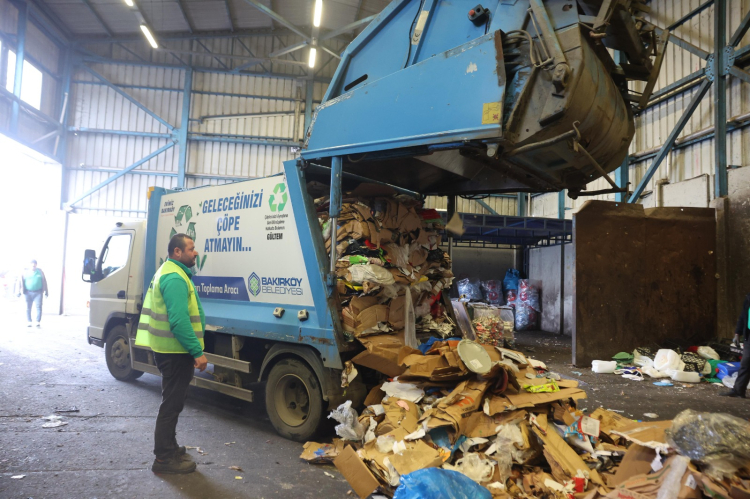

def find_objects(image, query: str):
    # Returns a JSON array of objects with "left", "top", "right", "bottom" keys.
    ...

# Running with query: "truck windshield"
[{"left": 100, "top": 234, "right": 132, "bottom": 279}]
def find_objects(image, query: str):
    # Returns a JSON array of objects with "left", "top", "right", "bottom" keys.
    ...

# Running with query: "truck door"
[{"left": 88, "top": 231, "right": 135, "bottom": 341}]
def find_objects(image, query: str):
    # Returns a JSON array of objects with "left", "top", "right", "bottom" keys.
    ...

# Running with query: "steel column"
[
  {"left": 517, "top": 193, "right": 527, "bottom": 216},
  {"left": 557, "top": 190, "right": 565, "bottom": 219},
  {"left": 10, "top": 2, "right": 27, "bottom": 135},
  {"left": 715, "top": 0, "right": 728, "bottom": 198},
  {"left": 628, "top": 79, "right": 712, "bottom": 203},
  {"left": 327, "top": 156, "right": 343, "bottom": 287},
  {"left": 177, "top": 68, "right": 193, "bottom": 188},
  {"left": 66, "top": 142, "right": 176, "bottom": 208},
  {"left": 615, "top": 159, "right": 629, "bottom": 202}
]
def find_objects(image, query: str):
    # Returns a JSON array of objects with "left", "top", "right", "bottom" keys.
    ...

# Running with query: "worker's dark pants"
[
  {"left": 153, "top": 353, "right": 194, "bottom": 460},
  {"left": 733, "top": 340, "right": 750, "bottom": 396},
  {"left": 25, "top": 290, "right": 43, "bottom": 323}
]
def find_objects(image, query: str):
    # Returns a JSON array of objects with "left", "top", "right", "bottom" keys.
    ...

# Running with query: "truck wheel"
[
  {"left": 265, "top": 358, "right": 324, "bottom": 442},
  {"left": 105, "top": 325, "right": 143, "bottom": 381}
]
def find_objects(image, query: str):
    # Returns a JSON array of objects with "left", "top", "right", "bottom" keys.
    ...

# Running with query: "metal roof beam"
[
  {"left": 237, "top": 0, "right": 310, "bottom": 41},
  {"left": 153, "top": 46, "right": 309, "bottom": 67},
  {"left": 175, "top": 0, "right": 196, "bottom": 33},
  {"left": 235, "top": 37, "right": 269, "bottom": 73},
  {"left": 321, "top": 14, "right": 375, "bottom": 40},
  {"left": 194, "top": 39, "right": 230, "bottom": 70},
  {"left": 80, "top": 0, "right": 114, "bottom": 37},
  {"left": 224, "top": 0, "right": 235, "bottom": 32}
]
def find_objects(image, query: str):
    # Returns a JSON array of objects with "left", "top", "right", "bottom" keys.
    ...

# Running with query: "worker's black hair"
[
  {"left": 168, "top": 233, "right": 192, "bottom": 256},
  {"left": 30, "top": 259, "right": 37, "bottom": 265}
]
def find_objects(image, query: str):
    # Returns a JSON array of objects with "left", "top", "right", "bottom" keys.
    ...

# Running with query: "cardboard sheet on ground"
[
  {"left": 300, "top": 439, "right": 345, "bottom": 463},
  {"left": 494, "top": 387, "right": 587, "bottom": 411},
  {"left": 611, "top": 421, "right": 672, "bottom": 452},
  {"left": 352, "top": 335, "right": 418, "bottom": 378},
  {"left": 334, "top": 445, "right": 380, "bottom": 499},
  {"left": 605, "top": 457, "right": 701, "bottom": 499},
  {"left": 590, "top": 407, "right": 633, "bottom": 441},
  {"left": 531, "top": 413, "right": 604, "bottom": 487},
  {"left": 378, "top": 399, "right": 420, "bottom": 435},
  {"left": 612, "top": 444, "right": 656, "bottom": 486}
]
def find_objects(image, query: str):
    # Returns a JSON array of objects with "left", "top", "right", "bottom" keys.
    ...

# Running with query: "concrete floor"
[
  {"left": 2, "top": 314, "right": 749, "bottom": 498},
  {"left": 0, "top": 313, "right": 350, "bottom": 499}
]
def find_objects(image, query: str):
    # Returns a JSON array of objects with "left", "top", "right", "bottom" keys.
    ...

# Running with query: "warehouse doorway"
[{"left": 0, "top": 134, "right": 63, "bottom": 323}]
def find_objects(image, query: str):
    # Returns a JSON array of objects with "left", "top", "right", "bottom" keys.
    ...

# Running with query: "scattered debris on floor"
[
  {"left": 229, "top": 466, "right": 243, "bottom": 472},
  {"left": 11, "top": 475, "right": 25, "bottom": 479},
  {"left": 590, "top": 344, "right": 742, "bottom": 387},
  {"left": 41, "top": 414, "right": 68, "bottom": 428},
  {"left": 185, "top": 446, "right": 207, "bottom": 455},
  {"left": 300, "top": 337, "right": 750, "bottom": 498}
]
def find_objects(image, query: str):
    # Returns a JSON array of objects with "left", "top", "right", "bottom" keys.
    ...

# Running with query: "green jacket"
[{"left": 136, "top": 259, "right": 206, "bottom": 358}]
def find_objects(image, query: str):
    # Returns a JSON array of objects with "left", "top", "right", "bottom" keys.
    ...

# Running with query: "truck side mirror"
[{"left": 82, "top": 249, "right": 100, "bottom": 283}]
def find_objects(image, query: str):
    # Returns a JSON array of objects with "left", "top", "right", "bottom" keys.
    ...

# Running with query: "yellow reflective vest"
[{"left": 135, "top": 260, "right": 205, "bottom": 355}]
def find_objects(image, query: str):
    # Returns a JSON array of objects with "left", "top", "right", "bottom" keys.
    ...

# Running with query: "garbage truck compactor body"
[
  {"left": 85, "top": 0, "right": 662, "bottom": 440},
  {"left": 85, "top": 167, "right": 365, "bottom": 442}
]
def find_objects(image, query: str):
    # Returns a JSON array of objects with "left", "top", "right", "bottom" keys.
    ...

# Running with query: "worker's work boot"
[
  {"left": 719, "top": 390, "right": 745, "bottom": 398},
  {"left": 151, "top": 456, "right": 197, "bottom": 474}
]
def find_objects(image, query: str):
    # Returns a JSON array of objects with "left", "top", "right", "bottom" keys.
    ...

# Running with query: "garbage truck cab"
[{"left": 84, "top": 164, "right": 366, "bottom": 441}]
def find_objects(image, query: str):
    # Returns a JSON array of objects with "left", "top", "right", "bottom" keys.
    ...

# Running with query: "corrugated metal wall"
[
  {"left": 424, "top": 195, "right": 518, "bottom": 216},
  {"left": 65, "top": 33, "right": 348, "bottom": 216}
]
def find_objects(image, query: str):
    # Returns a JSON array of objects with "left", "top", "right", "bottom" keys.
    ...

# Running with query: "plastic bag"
[
  {"left": 697, "top": 346, "right": 720, "bottom": 360},
  {"left": 666, "top": 409, "right": 750, "bottom": 479},
  {"left": 328, "top": 401, "right": 365, "bottom": 441},
  {"left": 457, "top": 278, "right": 483, "bottom": 301},
  {"left": 503, "top": 269, "right": 520, "bottom": 293},
  {"left": 518, "top": 279, "right": 540, "bottom": 311},
  {"left": 392, "top": 468, "right": 492, "bottom": 499},
  {"left": 653, "top": 349, "right": 685, "bottom": 372},
  {"left": 443, "top": 453, "right": 495, "bottom": 483},
  {"left": 480, "top": 280, "right": 503, "bottom": 305},
  {"left": 514, "top": 302, "right": 538, "bottom": 331},
  {"left": 722, "top": 372, "right": 738, "bottom": 389}
]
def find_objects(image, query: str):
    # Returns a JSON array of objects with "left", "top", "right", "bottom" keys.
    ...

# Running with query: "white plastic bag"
[
  {"left": 723, "top": 372, "right": 738, "bottom": 389},
  {"left": 381, "top": 380, "right": 425, "bottom": 403},
  {"left": 653, "top": 349, "right": 685, "bottom": 372},
  {"left": 592, "top": 360, "right": 617, "bottom": 373},
  {"left": 328, "top": 401, "right": 365, "bottom": 441},
  {"left": 642, "top": 365, "right": 670, "bottom": 378},
  {"left": 697, "top": 346, "right": 720, "bottom": 361},
  {"left": 443, "top": 453, "right": 495, "bottom": 483}
]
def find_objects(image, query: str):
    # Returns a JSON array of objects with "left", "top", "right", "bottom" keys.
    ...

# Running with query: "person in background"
[
  {"left": 16, "top": 259, "right": 49, "bottom": 328},
  {"left": 720, "top": 294, "right": 750, "bottom": 398}
]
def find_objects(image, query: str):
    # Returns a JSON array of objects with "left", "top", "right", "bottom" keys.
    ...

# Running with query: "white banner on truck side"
[{"left": 155, "top": 175, "right": 314, "bottom": 307}]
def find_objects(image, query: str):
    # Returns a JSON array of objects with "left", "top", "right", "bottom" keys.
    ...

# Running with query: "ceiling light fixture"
[
  {"left": 140, "top": 24, "right": 158, "bottom": 49},
  {"left": 123, "top": 0, "right": 134, "bottom": 6},
  {"left": 313, "top": 0, "right": 323, "bottom": 27},
  {"left": 308, "top": 47, "right": 317, "bottom": 68}
]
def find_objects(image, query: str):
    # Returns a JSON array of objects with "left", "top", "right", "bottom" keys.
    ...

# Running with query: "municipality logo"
[
  {"left": 268, "top": 183, "right": 288, "bottom": 212},
  {"left": 248, "top": 272, "right": 261, "bottom": 297}
]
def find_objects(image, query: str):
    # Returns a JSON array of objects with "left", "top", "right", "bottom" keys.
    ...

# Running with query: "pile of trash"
[
  {"left": 591, "top": 345, "right": 741, "bottom": 386},
  {"left": 318, "top": 194, "right": 456, "bottom": 352},
  {"left": 302, "top": 340, "right": 750, "bottom": 499}
]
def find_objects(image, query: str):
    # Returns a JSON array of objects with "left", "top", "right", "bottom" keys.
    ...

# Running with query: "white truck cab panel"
[{"left": 86, "top": 221, "right": 145, "bottom": 344}]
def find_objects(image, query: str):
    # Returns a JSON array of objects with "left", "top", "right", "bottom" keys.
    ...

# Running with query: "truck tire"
[
  {"left": 265, "top": 358, "right": 324, "bottom": 442},
  {"left": 105, "top": 325, "right": 143, "bottom": 382}
]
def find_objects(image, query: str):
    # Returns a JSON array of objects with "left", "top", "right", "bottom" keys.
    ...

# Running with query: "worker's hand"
[
  {"left": 734, "top": 334, "right": 742, "bottom": 346},
  {"left": 194, "top": 355, "right": 208, "bottom": 372},
  {"left": 16, "top": 293, "right": 20, "bottom": 298},
  {"left": 44, "top": 292, "right": 48, "bottom": 298}
]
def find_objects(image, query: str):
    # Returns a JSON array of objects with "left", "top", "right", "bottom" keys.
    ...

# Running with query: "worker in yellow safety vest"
[{"left": 135, "top": 233, "right": 208, "bottom": 474}]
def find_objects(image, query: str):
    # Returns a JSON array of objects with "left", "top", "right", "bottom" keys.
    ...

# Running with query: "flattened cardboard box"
[{"left": 334, "top": 445, "right": 380, "bottom": 499}]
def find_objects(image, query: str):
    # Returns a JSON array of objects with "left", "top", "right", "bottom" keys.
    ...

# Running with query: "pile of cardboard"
[
  {"left": 302, "top": 341, "right": 750, "bottom": 499},
  {"left": 319, "top": 193, "right": 455, "bottom": 356}
]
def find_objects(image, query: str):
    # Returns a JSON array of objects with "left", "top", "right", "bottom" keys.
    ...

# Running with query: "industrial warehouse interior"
[{"left": 3, "top": 0, "right": 750, "bottom": 497}]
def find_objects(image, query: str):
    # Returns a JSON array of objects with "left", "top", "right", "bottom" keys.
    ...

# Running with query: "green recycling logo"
[
  {"left": 268, "top": 183, "right": 288, "bottom": 212},
  {"left": 164, "top": 203, "right": 206, "bottom": 272}
]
